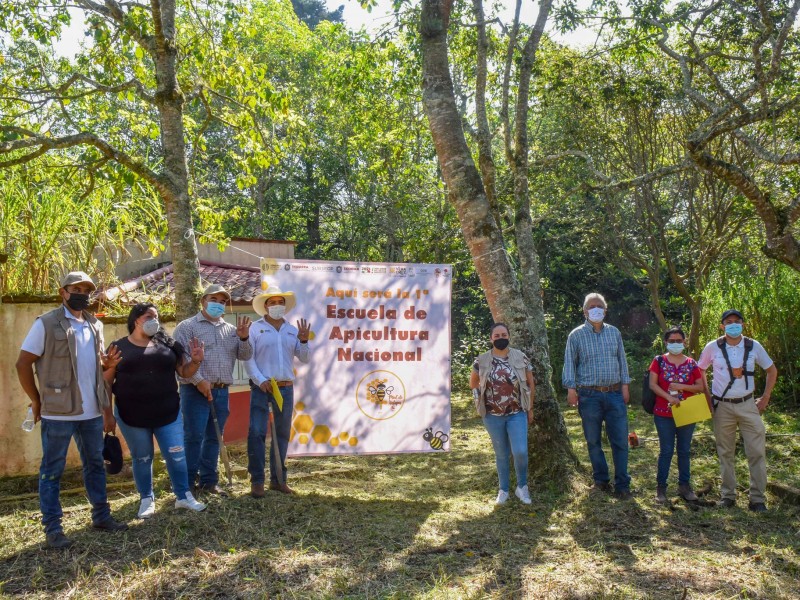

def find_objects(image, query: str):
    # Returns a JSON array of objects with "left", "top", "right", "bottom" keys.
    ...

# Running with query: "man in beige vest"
[{"left": 16, "top": 271, "right": 128, "bottom": 549}]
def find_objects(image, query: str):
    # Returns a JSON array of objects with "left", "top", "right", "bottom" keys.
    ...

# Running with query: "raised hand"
[
  {"left": 189, "top": 337, "right": 205, "bottom": 364},
  {"left": 237, "top": 315, "right": 252, "bottom": 340},
  {"left": 101, "top": 343, "right": 123, "bottom": 369},
  {"left": 296, "top": 318, "right": 311, "bottom": 342}
]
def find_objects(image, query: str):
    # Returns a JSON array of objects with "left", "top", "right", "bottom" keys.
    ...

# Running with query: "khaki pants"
[{"left": 713, "top": 399, "right": 767, "bottom": 503}]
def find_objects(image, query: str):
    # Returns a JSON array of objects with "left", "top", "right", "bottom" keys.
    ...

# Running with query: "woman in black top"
[{"left": 104, "top": 303, "right": 207, "bottom": 518}]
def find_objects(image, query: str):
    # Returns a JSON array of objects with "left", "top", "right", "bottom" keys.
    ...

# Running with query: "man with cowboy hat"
[
  {"left": 173, "top": 283, "right": 252, "bottom": 498},
  {"left": 245, "top": 282, "right": 311, "bottom": 497}
]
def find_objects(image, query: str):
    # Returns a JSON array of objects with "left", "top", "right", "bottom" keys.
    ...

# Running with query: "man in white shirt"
[
  {"left": 245, "top": 283, "right": 311, "bottom": 498},
  {"left": 15, "top": 271, "right": 128, "bottom": 548},
  {"left": 697, "top": 309, "right": 777, "bottom": 512}
]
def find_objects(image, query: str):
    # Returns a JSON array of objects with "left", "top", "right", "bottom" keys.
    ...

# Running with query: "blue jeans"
[
  {"left": 180, "top": 384, "right": 230, "bottom": 488},
  {"left": 248, "top": 384, "right": 293, "bottom": 485},
  {"left": 577, "top": 389, "right": 631, "bottom": 492},
  {"left": 115, "top": 408, "right": 190, "bottom": 501},
  {"left": 39, "top": 417, "right": 111, "bottom": 534},
  {"left": 654, "top": 415, "right": 696, "bottom": 487},
  {"left": 483, "top": 411, "right": 528, "bottom": 492}
]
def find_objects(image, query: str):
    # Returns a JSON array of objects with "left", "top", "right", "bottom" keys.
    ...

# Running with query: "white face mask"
[
  {"left": 267, "top": 304, "right": 286, "bottom": 320},
  {"left": 142, "top": 319, "right": 160, "bottom": 337},
  {"left": 587, "top": 307, "right": 605, "bottom": 323}
]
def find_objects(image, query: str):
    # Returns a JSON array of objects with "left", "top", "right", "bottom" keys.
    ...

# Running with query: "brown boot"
[
  {"left": 250, "top": 483, "right": 265, "bottom": 498},
  {"left": 655, "top": 486, "right": 667, "bottom": 504},
  {"left": 269, "top": 482, "right": 296, "bottom": 495},
  {"left": 678, "top": 484, "right": 698, "bottom": 502}
]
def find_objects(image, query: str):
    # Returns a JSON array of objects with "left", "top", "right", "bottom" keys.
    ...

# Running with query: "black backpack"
[
  {"left": 716, "top": 336, "right": 754, "bottom": 399},
  {"left": 641, "top": 355, "right": 664, "bottom": 414}
]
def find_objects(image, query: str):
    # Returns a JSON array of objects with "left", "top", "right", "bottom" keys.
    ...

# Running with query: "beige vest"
[
  {"left": 35, "top": 307, "right": 109, "bottom": 417},
  {"left": 473, "top": 348, "right": 531, "bottom": 417}
]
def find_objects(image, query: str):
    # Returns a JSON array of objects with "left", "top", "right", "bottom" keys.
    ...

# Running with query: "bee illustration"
[
  {"left": 368, "top": 382, "right": 394, "bottom": 409},
  {"left": 423, "top": 428, "right": 449, "bottom": 450}
]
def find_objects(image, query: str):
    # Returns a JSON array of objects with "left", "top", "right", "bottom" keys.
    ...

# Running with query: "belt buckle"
[{"left": 599, "top": 385, "right": 611, "bottom": 393}]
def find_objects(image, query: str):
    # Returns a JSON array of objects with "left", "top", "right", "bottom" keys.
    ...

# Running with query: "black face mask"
[
  {"left": 492, "top": 338, "right": 510, "bottom": 350},
  {"left": 66, "top": 293, "right": 90, "bottom": 311}
]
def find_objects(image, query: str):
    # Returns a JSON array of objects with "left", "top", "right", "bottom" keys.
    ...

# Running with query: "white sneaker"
[
  {"left": 138, "top": 497, "right": 156, "bottom": 519},
  {"left": 175, "top": 492, "right": 206, "bottom": 512},
  {"left": 515, "top": 485, "right": 532, "bottom": 505},
  {"left": 495, "top": 490, "right": 509, "bottom": 504}
]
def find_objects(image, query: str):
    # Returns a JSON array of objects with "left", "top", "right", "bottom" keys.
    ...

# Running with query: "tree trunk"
[
  {"left": 420, "top": 0, "right": 576, "bottom": 481},
  {"left": 153, "top": 0, "right": 200, "bottom": 321}
]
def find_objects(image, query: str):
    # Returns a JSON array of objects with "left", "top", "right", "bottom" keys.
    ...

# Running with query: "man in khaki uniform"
[{"left": 697, "top": 309, "right": 777, "bottom": 512}]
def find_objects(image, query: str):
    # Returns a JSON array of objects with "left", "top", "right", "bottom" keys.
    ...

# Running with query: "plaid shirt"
[
  {"left": 562, "top": 321, "right": 631, "bottom": 389},
  {"left": 173, "top": 312, "right": 253, "bottom": 385}
]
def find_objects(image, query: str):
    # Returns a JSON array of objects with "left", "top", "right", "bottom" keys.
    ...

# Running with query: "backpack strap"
[{"left": 716, "top": 336, "right": 756, "bottom": 397}]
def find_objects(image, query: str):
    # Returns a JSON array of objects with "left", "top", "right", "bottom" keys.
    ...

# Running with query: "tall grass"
[
  {"left": 0, "top": 166, "right": 167, "bottom": 294},
  {"left": 700, "top": 259, "right": 800, "bottom": 405}
]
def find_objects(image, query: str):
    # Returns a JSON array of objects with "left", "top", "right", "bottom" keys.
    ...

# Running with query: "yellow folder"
[
  {"left": 671, "top": 393, "right": 712, "bottom": 427},
  {"left": 270, "top": 377, "right": 284, "bottom": 412}
]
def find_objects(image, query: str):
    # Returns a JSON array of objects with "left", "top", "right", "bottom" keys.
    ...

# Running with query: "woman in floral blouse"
[
  {"left": 470, "top": 323, "right": 535, "bottom": 506},
  {"left": 648, "top": 326, "right": 705, "bottom": 504}
]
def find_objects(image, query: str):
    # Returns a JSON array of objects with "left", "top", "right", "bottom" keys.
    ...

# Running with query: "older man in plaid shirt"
[
  {"left": 174, "top": 284, "right": 252, "bottom": 496},
  {"left": 563, "top": 292, "right": 633, "bottom": 499}
]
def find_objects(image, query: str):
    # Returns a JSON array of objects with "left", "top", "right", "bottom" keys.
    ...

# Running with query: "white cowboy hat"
[{"left": 253, "top": 283, "right": 296, "bottom": 316}]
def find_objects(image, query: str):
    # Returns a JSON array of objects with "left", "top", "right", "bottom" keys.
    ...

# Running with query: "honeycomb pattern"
[{"left": 289, "top": 402, "right": 358, "bottom": 449}]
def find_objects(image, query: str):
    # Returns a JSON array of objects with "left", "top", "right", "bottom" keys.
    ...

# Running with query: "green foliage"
[{"left": 0, "top": 163, "right": 166, "bottom": 294}]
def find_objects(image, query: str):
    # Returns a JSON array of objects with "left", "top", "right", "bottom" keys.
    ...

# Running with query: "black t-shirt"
[{"left": 110, "top": 337, "right": 185, "bottom": 428}]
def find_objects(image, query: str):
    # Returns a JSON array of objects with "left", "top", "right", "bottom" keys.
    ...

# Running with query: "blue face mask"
[
  {"left": 666, "top": 342, "right": 685, "bottom": 355},
  {"left": 205, "top": 301, "right": 225, "bottom": 318},
  {"left": 724, "top": 323, "right": 743, "bottom": 337}
]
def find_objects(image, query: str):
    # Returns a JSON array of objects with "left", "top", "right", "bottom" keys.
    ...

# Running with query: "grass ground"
[{"left": 1, "top": 396, "right": 799, "bottom": 599}]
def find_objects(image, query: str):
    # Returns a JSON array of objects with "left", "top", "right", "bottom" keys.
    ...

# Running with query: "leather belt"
[
  {"left": 578, "top": 383, "right": 621, "bottom": 393},
  {"left": 211, "top": 383, "right": 229, "bottom": 389},
  {"left": 713, "top": 393, "right": 753, "bottom": 404},
  {"left": 275, "top": 380, "right": 293, "bottom": 388}
]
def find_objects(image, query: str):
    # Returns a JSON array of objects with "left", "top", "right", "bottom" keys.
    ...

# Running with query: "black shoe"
[
  {"left": 613, "top": 489, "right": 633, "bottom": 501},
  {"left": 748, "top": 502, "right": 767, "bottom": 513},
  {"left": 46, "top": 531, "right": 74, "bottom": 549},
  {"left": 198, "top": 484, "right": 229, "bottom": 498},
  {"left": 592, "top": 482, "right": 613, "bottom": 493},
  {"left": 717, "top": 498, "right": 735, "bottom": 508},
  {"left": 92, "top": 518, "right": 129, "bottom": 532}
]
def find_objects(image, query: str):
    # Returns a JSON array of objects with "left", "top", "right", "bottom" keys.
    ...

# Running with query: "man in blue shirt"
[
  {"left": 245, "top": 283, "right": 311, "bottom": 498},
  {"left": 563, "top": 293, "right": 632, "bottom": 499}
]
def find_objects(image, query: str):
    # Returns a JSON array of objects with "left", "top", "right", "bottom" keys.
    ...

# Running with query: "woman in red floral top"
[{"left": 648, "top": 326, "right": 705, "bottom": 504}]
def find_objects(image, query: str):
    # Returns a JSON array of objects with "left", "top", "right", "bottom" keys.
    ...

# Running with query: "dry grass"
[{"left": 1, "top": 398, "right": 799, "bottom": 599}]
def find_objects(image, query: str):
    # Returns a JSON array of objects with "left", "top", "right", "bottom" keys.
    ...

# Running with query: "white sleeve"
[
  {"left": 20, "top": 319, "right": 46, "bottom": 356},
  {"left": 752, "top": 341, "right": 774, "bottom": 370},
  {"left": 696, "top": 342, "right": 715, "bottom": 370}
]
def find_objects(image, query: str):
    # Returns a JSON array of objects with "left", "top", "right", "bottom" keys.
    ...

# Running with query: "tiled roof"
[{"left": 100, "top": 260, "right": 261, "bottom": 306}]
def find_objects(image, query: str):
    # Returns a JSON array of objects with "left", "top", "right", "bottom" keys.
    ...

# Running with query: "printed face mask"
[
  {"left": 142, "top": 319, "right": 160, "bottom": 337},
  {"left": 666, "top": 342, "right": 685, "bottom": 355},
  {"left": 587, "top": 307, "right": 605, "bottom": 323},
  {"left": 492, "top": 338, "right": 510, "bottom": 350},
  {"left": 724, "top": 323, "right": 743, "bottom": 337},
  {"left": 66, "top": 293, "right": 90, "bottom": 311},
  {"left": 267, "top": 304, "right": 286, "bottom": 320},
  {"left": 205, "top": 301, "right": 225, "bottom": 318}
]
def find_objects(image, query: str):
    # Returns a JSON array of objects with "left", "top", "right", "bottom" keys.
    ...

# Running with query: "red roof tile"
[{"left": 99, "top": 261, "right": 262, "bottom": 307}]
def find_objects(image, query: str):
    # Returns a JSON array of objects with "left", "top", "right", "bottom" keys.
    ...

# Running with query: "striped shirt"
[
  {"left": 562, "top": 321, "right": 631, "bottom": 389},
  {"left": 173, "top": 312, "right": 253, "bottom": 386},
  {"left": 244, "top": 318, "right": 311, "bottom": 386}
]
